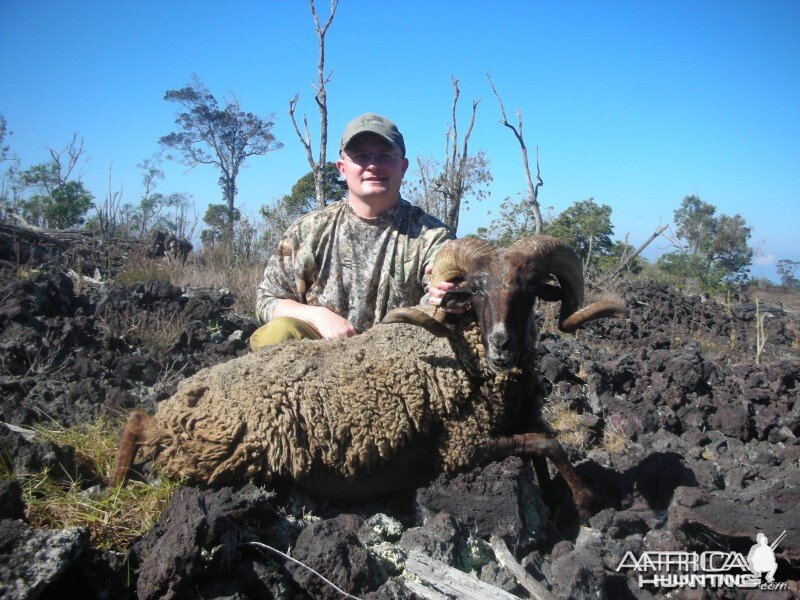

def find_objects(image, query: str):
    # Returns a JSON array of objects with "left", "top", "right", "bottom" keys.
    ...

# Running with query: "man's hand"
[
  {"left": 424, "top": 263, "right": 467, "bottom": 314},
  {"left": 272, "top": 299, "right": 358, "bottom": 340},
  {"left": 307, "top": 306, "right": 358, "bottom": 340}
]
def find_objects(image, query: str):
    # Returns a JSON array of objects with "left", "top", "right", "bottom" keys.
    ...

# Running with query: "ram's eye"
[{"left": 525, "top": 280, "right": 537, "bottom": 294}]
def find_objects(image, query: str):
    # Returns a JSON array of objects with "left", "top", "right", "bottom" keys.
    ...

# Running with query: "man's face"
[{"left": 336, "top": 133, "right": 409, "bottom": 205}]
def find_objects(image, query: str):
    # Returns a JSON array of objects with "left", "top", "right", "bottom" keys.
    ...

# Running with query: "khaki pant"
[{"left": 249, "top": 317, "right": 323, "bottom": 351}]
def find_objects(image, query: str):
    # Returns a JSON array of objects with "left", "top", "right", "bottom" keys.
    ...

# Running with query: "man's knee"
[{"left": 250, "top": 317, "right": 322, "bottom": 350}]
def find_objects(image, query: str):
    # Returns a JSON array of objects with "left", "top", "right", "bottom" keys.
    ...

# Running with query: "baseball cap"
[{"left": 339, "top": 113, "right": 406, "bottom": 156}]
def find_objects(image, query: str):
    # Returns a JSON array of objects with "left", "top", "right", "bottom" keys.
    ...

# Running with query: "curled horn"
[
  {"left": 506, "top": 235, "right": 625, "bottom": 333},
  {"left": 428, "top": 237, "right": 495, "bottom": 287},
  {"left": 382, "top": 237, "right": 495, "bottom": 335}
]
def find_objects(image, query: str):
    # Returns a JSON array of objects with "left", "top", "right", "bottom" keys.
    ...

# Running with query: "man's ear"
[{"left": 440, "top": 284, "right": 473, "bottom": 309}]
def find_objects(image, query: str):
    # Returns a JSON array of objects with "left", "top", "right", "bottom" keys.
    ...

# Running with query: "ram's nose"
[{"left": 487, "top": 328, "right": 515, "bottom": 372}]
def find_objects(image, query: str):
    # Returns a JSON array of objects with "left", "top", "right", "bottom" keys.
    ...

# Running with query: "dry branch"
[
  {"left": 288, "top": 0, "right": 339, "bottom": 210},
  {"left": 404, "top": 550, "right": 521, "bottom": 600},
  {"left": 487, "top": 73, "right": 543, "bottom": 235},
  {"left": 490, "top": 536, "right": 556, "bottom": 600},
  {"left": 595, "top": 223, "right": 668, "bottom": 286}
]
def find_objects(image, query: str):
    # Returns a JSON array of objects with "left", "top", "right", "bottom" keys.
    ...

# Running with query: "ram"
[{"left": 111, "top": 236, "right": 624, "bottom": 516}]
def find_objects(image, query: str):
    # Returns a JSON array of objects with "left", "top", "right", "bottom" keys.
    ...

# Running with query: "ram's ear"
[{"left": 440, "top": 284, "right": 473, "bottom": 309}]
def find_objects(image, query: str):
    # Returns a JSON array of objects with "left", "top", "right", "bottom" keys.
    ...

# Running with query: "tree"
[
  {"left": 41, "top": 180, "right": 93, "bottom": 228},
  {"left": 674, "top": 195, "right": 716, "bottom": 255},
  {"left": 776, "top": 259, "right": 800, "bottom": 289},
  {"left": 0, "top": 114, "right": 19, "bottom": 221},
  {"left": 544, "top": 199, "right": 614, "bottom": 269},
  {"left": 288, "top": 0, "right": 339, "bottom": 210},
  {"left": 403, "top": 78, "right": 491, "bottom": 233},
  {"left": 0, "top": 115, "right": 13, "bottom": 166},
  {"left": 201, "top": 203, "right": 241, "bottom": 250},
  {"left": 663, "top": 194, "right": 753, "bottom": 286},
  {"left": 159, "top": 76, "right": 282, "bottom": 252},
  {"left": 16, "top": 134, "right": 93, "bottom": 229},
  {"left": 475, "top": 193, "right": 539, "bottom": 247},
  {"left": 488, "top": 73, "right": 544, "bottom": 235}
]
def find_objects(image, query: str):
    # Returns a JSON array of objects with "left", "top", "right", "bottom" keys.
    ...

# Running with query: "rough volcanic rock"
[
  {"left": 289, "top": 514, "right": 384, "bottom": 599},
  {"left": 0, "top": 520, "right": 89, "bottom": 600},
  {"left": 415, "top": 456, "right": 548, "bottom": 545},
  {"left": 0, "top": 480, "right": 25, "bottom": 521},
  {"left": 133, "top": 485, "right": 278, "bottom": 600},
  {"left": 2, "top": 226, "right": 800, "bottom": 598}
]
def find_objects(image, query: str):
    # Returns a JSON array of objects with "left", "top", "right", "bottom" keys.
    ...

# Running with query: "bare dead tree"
[
  {"left": 94, "top": 165, "right": 124, "bottom": 237},
  {"left": 288, "top": 0, "right": 339, "bottom": 211},
  {"left": 440, "top": 77, "right": 482, "bottom": 232},
  {"left": 47, "top": 133, "right": 86, "bottom": 191},
  {"left": 487, "top": 73, "right": 543, "bottom": 235},
  {"left": 408, "top": 77, "right": 490, "bottom": 233}
]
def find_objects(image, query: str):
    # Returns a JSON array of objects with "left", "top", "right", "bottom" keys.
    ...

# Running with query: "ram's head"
[{"left": 384, "top": 236, "right": 625, "bottom": 373}]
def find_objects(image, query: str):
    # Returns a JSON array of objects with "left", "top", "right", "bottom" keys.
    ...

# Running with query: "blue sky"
[{"left": 1, "top": 1, "right": 798, "bottom": 280}]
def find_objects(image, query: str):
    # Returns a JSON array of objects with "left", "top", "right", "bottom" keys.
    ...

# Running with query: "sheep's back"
[{"left": 148, "top": 322, "right": 475, "bottom": 490}]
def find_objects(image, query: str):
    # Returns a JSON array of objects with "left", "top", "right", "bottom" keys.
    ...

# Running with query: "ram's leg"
[
  {"left": 480, "top": 433, "right": 593, "bottom": 519},
  {"left": 110, "top": 410, "right": 152, "bottom": 487}
]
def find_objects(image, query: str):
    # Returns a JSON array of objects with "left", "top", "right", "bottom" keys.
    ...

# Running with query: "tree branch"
[
  {"left": 488, "top": 72, "right": 543, "bottom": 235},
  {"left": 490, "top": 536, "right": 557, "bottom": 600},
  {"left": 595, "top": 223, "right": 669, "bottom": 286}
]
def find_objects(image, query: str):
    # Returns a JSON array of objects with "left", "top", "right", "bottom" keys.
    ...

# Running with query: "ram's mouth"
[{"left": 487, "top": 356, "right": 514, "bottom": 374}]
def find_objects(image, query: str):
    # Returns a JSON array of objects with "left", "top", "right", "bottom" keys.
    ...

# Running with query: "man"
[{"left": 252, "top": 113, "right": 456, "bottom": 349}]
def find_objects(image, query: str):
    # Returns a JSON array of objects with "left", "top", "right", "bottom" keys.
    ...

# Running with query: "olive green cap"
[{"left": 339, "top": 113, "right": 406, "bottom": 156}]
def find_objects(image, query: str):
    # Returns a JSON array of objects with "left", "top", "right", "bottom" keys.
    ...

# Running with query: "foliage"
[
  {"left": 475, "top": 193, "right": 538, "bottom": 247},
  {"left": 11, "top": 134, "right": 92, "bottom": 229},
  {"left": 544, "top": 198, "right": 614, "bottom": 264},
  {"left": 478, "top": 197, "right": 614, "bottom": 268},
  {"left": 160, "top": 75, "right": 282, "bottom": 249},
  {"left": 662, "top": 195, "right": 753, "bottom": 289},
  {"left": 201, "top": 203, "right": 242, "bottom": 250},
  {"left": 44, "top": 181, "right": 94, "bottom": 228},
  {"left": 776, "top": 259, "right": 800, "bottom": 289},
  {"left": 89, "top": 156, "right": 197, "bottom": 240},
  {"left": 0, "top": 114, "right": 13, "bottom": 166},
  {"left": 11, "top": 416, "right": 179, "bottom": 550}
]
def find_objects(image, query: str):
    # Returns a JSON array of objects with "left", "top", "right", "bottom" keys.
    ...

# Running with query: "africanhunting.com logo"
[{"left": 616, "top": 530, "right": 788, "bottom": 591}]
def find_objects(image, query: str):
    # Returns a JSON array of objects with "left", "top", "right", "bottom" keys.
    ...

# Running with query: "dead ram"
[{"left": 111, "top": 235, "right": 625, "bottom": 516}]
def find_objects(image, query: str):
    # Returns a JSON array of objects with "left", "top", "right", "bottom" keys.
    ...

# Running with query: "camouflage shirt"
[{"left": 256, "top": 198, "right": 454, "bottom": 332}]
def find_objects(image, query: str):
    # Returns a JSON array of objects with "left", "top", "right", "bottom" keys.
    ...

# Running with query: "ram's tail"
[{"left": 109, "top": 409, "right": 154, "bottom": 487}]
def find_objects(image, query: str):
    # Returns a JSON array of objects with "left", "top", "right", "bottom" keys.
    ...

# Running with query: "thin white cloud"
[{"left": 754, "top": 253, "right": 774, "bottom": 266}]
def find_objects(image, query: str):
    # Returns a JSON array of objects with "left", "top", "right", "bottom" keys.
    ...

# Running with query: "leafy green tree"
[
  {"left": 201, "top": 203, "right": 241, "bottom": 249},
  {"left": 159, "top": 76, "right": 282, "bottom": 252},
  {"left": 674, "top": 195, "right": 716, "bottom": 255},
  {"left": 544, "top": 199, "right": 614, "bottom": 265},
  {"left": 42, "top": 181, "right": 93, "bottom": 228},
  {"left": 776, "top": 259, "right": 800, "bottom": 289},
  {"left": 662, "top": 194, "right": 753, "bottom": 287},
  {"left": 15, "top": 134, "right": 91, "bottom": 229}
]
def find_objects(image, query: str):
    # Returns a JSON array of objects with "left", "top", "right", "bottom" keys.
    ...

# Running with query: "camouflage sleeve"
[{"left": 255, "top": 226, "right": 305, "bottom": 324}]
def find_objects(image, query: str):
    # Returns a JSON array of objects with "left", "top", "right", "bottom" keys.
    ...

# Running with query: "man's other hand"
[
  {"left": 308, "top": 306, "right": 358, "bottom": 340},
  {"left": 424, "top": 264, "right": 467, "bottom": 314}
]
